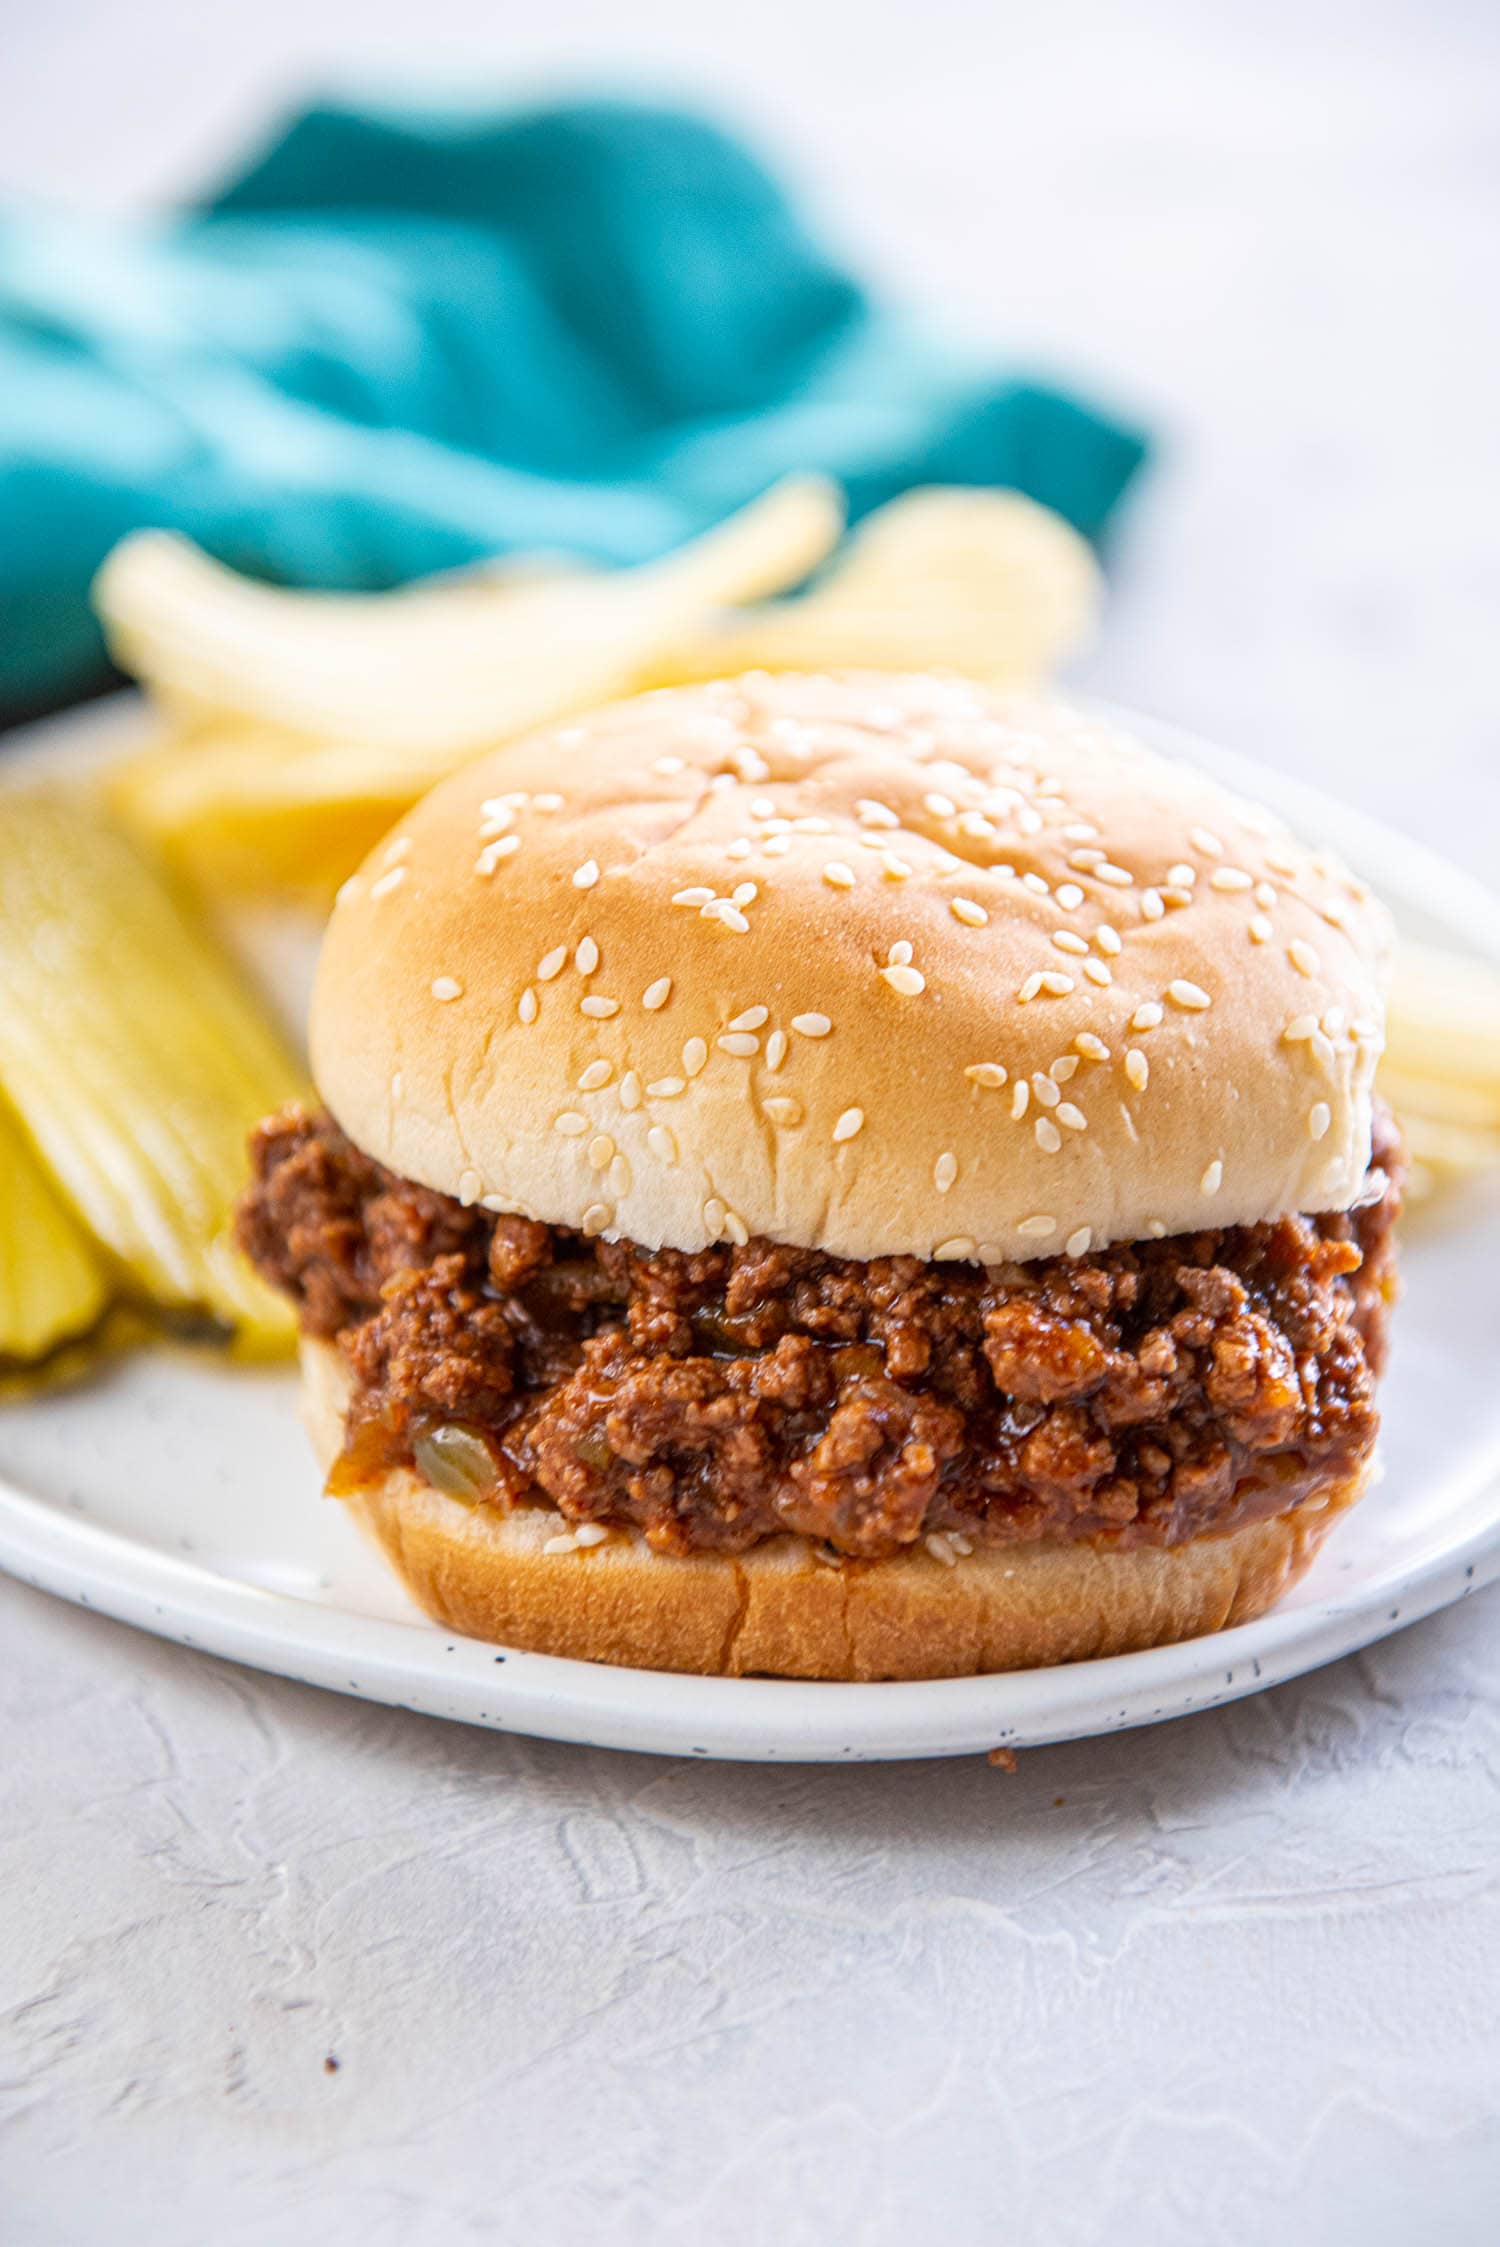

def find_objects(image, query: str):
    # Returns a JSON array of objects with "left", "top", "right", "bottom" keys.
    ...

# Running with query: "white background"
[{"left": 2, "top": 4, "right": 1498, "bottom": 2241}]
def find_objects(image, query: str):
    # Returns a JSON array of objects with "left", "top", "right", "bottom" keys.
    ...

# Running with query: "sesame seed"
[
  {"left": 1161, "top": 887, "right": 1194, "bottom": 910},
  {"left": 1095, "top": 924, "right": 1122, "bottom": 956},
  {"left": 765, "top": 1029, "right": 788, "bottom": 1071},
  {"left": 1018, "top": 972, "right": 1045, "bottom": 1003},
  {"left": 966, "top": 1063, "right": 1007, "bottom": 1088},
  {"left": 588, "top": 1134, "right": 614, "bottom": 1172},
  {"left": 707, "top": 903, "right": 751, "bottom": 933},
  {"left": 1018, "top": 1215, "right": 1057, "bottom": 1239},
  {"left": 383, "top": 834, "right": 412, "bottom": 863},
  {"left": 792, "top": 1012, "right": 832, "bottom": 1038},
  {"left": 719, "top": 1033, "right": 760, "bottom": 1058},
  {"left": 792, "top": 817, "right": 833, "bottom": 834},
  {"left": 475, "top": 836, "right": 520, "bottom": 876},
  {"left": 581, "top": 1203, "right": 611, "bottom": 1236},
  {"left": 732, "top": 882, "right": 758, "bottom": 907},
  {"left": 951, "top": 897, "right": 988, "bottom": 927},
  {"left": 888, "top": 940, "right": 914, "bottom": 967},
  {"left": 642, "top": 976, "right": 672, "bottom": 1011},
  {"left": 1052, "top": 929, "right": 1089, "bottom": 955},
  {"left": 1069, "top": 847, "right": 1105, "bottom": 869},
  {"left": 934, "top": 1151, "right": 958, "bottom": 1192},
  {"left": 537, "top": 945, "right": 568, "bottom": 982},
  {"left": 1141, "top": 888, "right": 1165, "bottom": 921},
  {"left": 1290, "top": 939, "right": 1320, "bottom": 976},
  {"left": 1039, "top": 971, "right": 1076, "bottom": 996},
  {"left": 370, "top": 866, "right": 407, "bottom": 898},
  {"left": 832, "top": 1107, "right": 865, "bottom": 1143},
  {"left": 652, "top": 755, "right": 686, "bottom": 776},
  {"left": 1191, "top": 827, "right": 1225, "bottom": 858},
  {"left": 554, "top": 1112, "right": 588, "bottom": 1136},
  {"left": 518, "top": 986, "right": 538, "bottom": 1025},
  {"left": 578, "top": 1059, "right": 613, "bottom": 1091},
  {"left": 683, "top": 1038, "right": 708, "bottom": 1076},
  {"left": 1011, "top": 1081, "right": 1030, "bottom": 1119},
  {"left": 726, "top": 839, "right": 752, "bottom": 862},
  {"left": 1167, "top": 864, "right": 1196, "bottom": 887},
  {"left": 723, "top": 1210, "right": 749, "bottom": 1247},
  {"left": 534, "top": 792, "right": 564, "bottom": 813},
  {"left": 1201, "top": 1159, "right": 1224, "bottom": 1194},
  {"left": 703, "top": 1197, "right": 727, "bottom": 1236},
  {"left": 763, "top": 1096, "right": 802, "bottom": 1126},
  {"left": 1309, "top": 1101, "right": 1332, "bottom": 1141},
  {"left": 1082, "top": 959, "right": 1112, "bottom": 987},
  {"left": 1132, "top": 1002, "right": 1164, "bottom": 1030},
  {"left": 1322, "top": 1007, "right": 1347, "bottom": 1037},
  {"left": 1032, "top": 1072, "right": 1061, "bottom": 1109},
  {"left": 573, "top": 861, "right": 600, "bottom": 890},
  {"left": 1095, "top": 862, "right": 1133, "bottom": 887},
  {"left": 958, "top": 812, "right": 996, "bottom": 840},
  {"left": 763, "top": 836, "right": 791, "bottom": 857},
  {"left": 575, "top": 935, "right": 599, "bottom": 975},
  {"left": 730, "top": 1005, "right": 769, "bottom": 1032},
  {"left": 620, "top": 1072, "right": 642, "bottom": 1111},
  {"left": 856, "top": 799, "right": 900, "bottom": 829},
  {"left": 1050, "top": 1055, "right": 1079, "bottom": 1083},
  {"left": 823, "top": 862, "right": 856, "bottom": 889},
  {"left": 882, "top": 857, "right": 913, "bottom": 881},
  {"left": 1056, "top": 883, "right": 1085, "bottom": 910},
  {"left": 1056, "top": 1103, "right": 1087, "bottom": 1132},
  {"left": 1035, "top": 1116, "right": 1062, "bottom": 1154},
  {"left": 1075, "top": 1033, "right": 1110, "bottom": 1061},
  {"left": 573, "top": 1523, "right": 609, "bottom": 1548},
  {"left": 1167, "top": 980, "right": 1212, "bottom": 1010},
  {"left": 925, "top": 1532, "right": 959, "bottom": 1568},
  {"left": 1210, "top": 867, "right": 1253, "bottom": 892},
  {"left": 580, "top": 996, "right": 619, "bottom": 1019},
  {"left": 543, "top": 1534, "right": 578, "bottom": 1557},
  {"left": 647, "top": 1078, "right": 685, "bottom": 1098},
  {"left": 1066, "top": 1227, "right": 1093, "bottom": 1259},
  {"left": 431, "top": 976, "right": 463, "bottom": 1002},
  {"left": 924, "top": 791, "right": 958, "bottom": 817},
  {"left": 672, "top": 887, "right": 714, "bottom": 908},
  {"left": 1249, "top": 916, "right": 1273, "bottom": 943},
  {"left": 1125, "top": 1048, "right": 1149, "bottom": 1091},
  {"left": 934, "top": 1237, "right": 978, "bottom": 1262},
  {"left": 1256, "top": 882, "right": 1278, "bottom": 909},
  {"left": 478, "top": 805, "right": 515, "bottom": 835}
]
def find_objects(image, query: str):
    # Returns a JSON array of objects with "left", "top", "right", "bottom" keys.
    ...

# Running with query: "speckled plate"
[{"left": 2, "top": 698, "right": 1498, "bottom": 1761}]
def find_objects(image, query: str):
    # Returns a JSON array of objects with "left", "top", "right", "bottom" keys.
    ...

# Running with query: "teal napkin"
[{"left": 0, "top": 97, "right": 1147, "bottom": 720}]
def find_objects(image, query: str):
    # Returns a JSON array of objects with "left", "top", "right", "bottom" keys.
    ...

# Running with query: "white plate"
[{"left": 2, "top": 698, "right": 1499, "bottom": 1762}]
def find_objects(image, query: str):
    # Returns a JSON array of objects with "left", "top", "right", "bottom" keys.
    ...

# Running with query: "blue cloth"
[{"left": 0, "top": 97, "right": 1148, "bottom": 716}]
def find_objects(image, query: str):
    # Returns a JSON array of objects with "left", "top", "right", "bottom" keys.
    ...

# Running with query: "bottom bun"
[{"left": 303, "top": 1341, "right": 1365, "bottom": 1682}]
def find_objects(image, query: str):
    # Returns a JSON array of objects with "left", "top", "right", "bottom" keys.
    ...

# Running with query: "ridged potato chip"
[{"left": 0, "top": 789, "right": 304, "bottom": 1349}]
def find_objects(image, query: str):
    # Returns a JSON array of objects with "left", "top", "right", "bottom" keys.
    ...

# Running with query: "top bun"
[{"left": 312, "top": 674, "right": 1391, "bottom": 1264}]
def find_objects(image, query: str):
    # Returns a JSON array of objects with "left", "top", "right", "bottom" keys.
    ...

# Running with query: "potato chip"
[{"left": 0, "top": 789, "right": 304, "bottom": 1348}]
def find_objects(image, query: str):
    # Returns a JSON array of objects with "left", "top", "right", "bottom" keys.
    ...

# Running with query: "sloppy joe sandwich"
[{"left": 239, "top": 674, "right": 1402, "bottom": 1680}]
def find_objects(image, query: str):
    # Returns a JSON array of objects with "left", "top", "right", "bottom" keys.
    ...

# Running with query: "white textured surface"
[{"left": 3, "top": 3, "right": 1499, "bottom": 2239}]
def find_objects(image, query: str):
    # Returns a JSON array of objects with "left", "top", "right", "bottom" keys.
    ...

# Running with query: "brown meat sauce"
[{"left": 239, "top": 1108, "right": 1402, "bottom": 1559}]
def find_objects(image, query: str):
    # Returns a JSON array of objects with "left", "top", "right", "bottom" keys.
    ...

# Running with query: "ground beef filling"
[{"left": 239, "top": 1108, "right": 1402, "bottom": 1560}]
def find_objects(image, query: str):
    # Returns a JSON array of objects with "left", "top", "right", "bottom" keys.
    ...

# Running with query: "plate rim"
[{"left": 3, "top": 690, "right": 1500, "bottom": 1762}]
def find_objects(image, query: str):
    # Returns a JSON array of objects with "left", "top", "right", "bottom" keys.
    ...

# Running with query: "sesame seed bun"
[
  {"left": 303, "top": 1339, "right": 1364, "bottom": 1680},
  {"left": 312, "top": 673, "right": 1391, "bottom": 1262}
]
